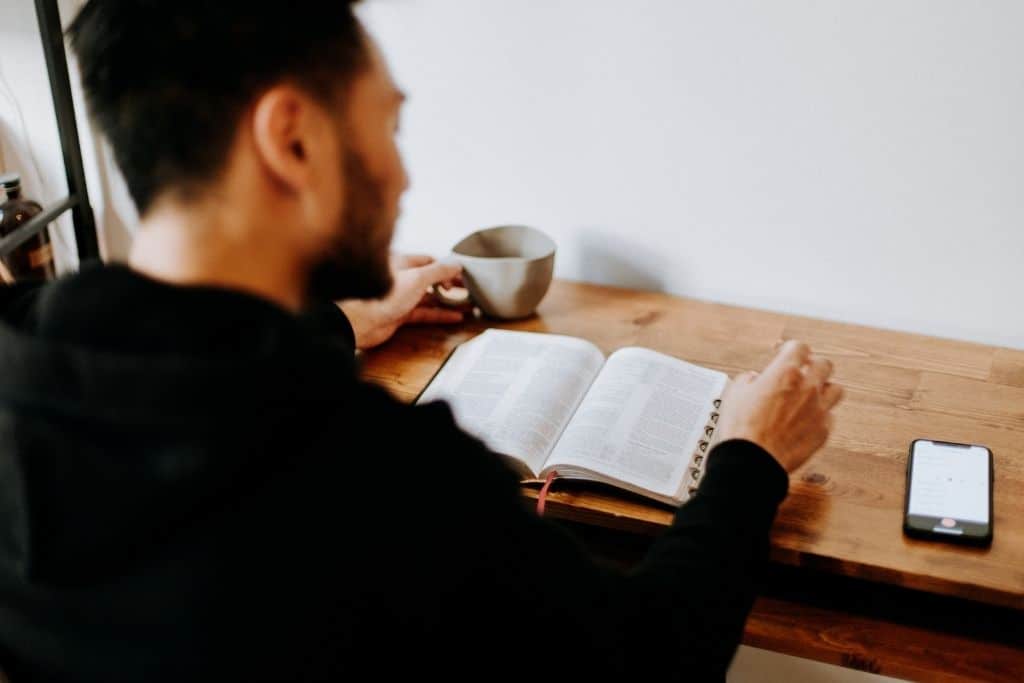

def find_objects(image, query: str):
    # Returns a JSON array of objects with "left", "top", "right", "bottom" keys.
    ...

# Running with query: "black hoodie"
[{"left": 0, "top": 264, "right": 787, "bottom": 682}]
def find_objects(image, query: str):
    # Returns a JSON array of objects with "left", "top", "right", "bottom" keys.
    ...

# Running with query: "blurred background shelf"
[{"left": 0, "top": 0, "right": 98, "bottom": 264}]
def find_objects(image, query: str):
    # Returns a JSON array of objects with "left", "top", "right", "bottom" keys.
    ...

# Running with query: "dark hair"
[{"left": 68, "top": 1, "right": 367, "bottom": 214}]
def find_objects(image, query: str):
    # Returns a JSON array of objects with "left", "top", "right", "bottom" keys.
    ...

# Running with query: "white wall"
[
  {"left": 360, "top": 0, "right": 1024, "bottom": 350},
  {"left": 2, "top": 1, "right": 1021, "bottom": 349}
]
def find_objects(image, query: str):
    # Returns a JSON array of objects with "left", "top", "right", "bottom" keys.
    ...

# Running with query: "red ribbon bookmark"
[{"left": 537, "top": 470, "right": 558, "bottom": 516}]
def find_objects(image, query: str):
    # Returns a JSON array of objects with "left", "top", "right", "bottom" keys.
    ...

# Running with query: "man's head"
[{"left": 69, "top": 1, "right": 407, "bottom": 300}]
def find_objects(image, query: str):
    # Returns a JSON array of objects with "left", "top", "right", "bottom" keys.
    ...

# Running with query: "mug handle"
[{"left": 429, "top": 283, "right": 474, "bottom": 310}]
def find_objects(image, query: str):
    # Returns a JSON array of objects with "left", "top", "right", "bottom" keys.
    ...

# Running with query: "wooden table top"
[{"left": 361, "top": 279, "right": 1024, "bottom": 611}]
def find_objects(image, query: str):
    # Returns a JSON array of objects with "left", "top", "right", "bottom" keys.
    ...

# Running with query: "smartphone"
[{"left": 904, "top": 439, "right": 993, "bottom": 546}]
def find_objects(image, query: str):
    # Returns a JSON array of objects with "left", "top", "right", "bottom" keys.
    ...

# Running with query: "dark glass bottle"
[{"left": 0, "top": 173, "right": 56, "bottom": 282}]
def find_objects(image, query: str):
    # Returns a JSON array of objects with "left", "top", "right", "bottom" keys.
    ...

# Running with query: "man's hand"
[
  {"left": 338, "top": 254, "right": 465, "bottom": 350},
  {"left": 715, "top": 340, "right": 844, "bottom": 473}
]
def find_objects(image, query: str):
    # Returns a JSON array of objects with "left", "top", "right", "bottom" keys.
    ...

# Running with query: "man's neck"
[{"left": 129, "top": 203, "right": 307, "bottom": 313}]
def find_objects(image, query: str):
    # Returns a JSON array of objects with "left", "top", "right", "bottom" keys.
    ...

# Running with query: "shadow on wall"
[{"left": 575, "top": 229, "right": 672, "bottom": 293}]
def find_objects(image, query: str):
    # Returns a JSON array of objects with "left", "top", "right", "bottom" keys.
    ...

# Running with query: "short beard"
[{"left": 307, "top": 147, "right": 394, "bottom": 302}]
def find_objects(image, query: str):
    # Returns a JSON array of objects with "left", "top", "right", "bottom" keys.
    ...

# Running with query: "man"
[{"left": 0, "top": 2, "right": 841, "bottom": 681}]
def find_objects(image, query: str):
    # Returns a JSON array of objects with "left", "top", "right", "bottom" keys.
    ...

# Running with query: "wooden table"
[{"left": 361, "top": 279, "right": 1024, "bottom": 681}]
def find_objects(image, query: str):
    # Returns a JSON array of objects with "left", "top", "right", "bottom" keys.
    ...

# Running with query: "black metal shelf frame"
[{"left": 0, "top": 0, "right": 100, "bottom": 264}]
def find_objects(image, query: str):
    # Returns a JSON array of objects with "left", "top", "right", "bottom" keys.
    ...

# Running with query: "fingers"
[
  {"left": 763, "top": 340, "right": 812, "bottom": 380},
  {"left": 735, "top": 370, "right": 758, "bottom": 384},
  {"left": 821, "top": 382, "right": 844, "bottom": 410},
  {"left": 802, "top": 356, "right": 842, "bottom": 411},
  {"left": 413, "top": 260, "right": 463, "bottom": 289},
  {"left": 764, "top": 341, "right": 843, "bottom": 414},
  {"left": 407, "top": 306, "right": 465, "bottom": 325},
  {"left": 764, "top": 341, "right": 839, "bottom": 394},
  {"left": 437, "top": 275, "right": 463, "bottom": 289},
  {"left": 393, "top": 253, "right": 434, "bottom": 270},
  {"left": 803, "top": 356, "right": 834, "bottom": 389}
]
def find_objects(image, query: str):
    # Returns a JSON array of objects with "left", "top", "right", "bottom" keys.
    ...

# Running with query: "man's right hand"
[{"left": 715, "top": 340, "right": 844, "bottom": 473}]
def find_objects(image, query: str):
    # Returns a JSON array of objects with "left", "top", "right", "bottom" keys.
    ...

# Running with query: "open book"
[{"left": 417, "top": 329, "right": 728, "bottom": 506}]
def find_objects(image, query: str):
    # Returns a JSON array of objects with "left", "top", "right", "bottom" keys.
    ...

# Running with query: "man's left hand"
[{"left": 338, "top": 253, "right": 465, "bottom": 350}]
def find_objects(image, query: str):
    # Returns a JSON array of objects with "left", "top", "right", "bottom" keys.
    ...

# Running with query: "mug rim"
[{"left": 451, "top": 224, "right": 556, "bottom": 262}]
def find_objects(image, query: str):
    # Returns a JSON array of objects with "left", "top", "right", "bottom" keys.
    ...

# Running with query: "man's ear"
[{"left": 250, "top": 85, "right": 318, "bottom": 193}]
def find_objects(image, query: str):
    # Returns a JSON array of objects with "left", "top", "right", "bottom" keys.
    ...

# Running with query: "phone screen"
[{"left": 907, "top": 440, "right": 990, "bottom": 524}]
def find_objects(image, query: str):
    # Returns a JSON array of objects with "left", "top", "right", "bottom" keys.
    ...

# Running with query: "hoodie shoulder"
[{"left": 0, "top": 281, "right": 45, "bottom": 328}]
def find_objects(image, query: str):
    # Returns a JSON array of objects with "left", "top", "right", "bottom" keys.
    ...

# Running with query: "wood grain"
[
  {"left": 991, "top": 349, "right": 1024, "bottom": 388},
  {"left": 360, "top": 279, "right": 1024, "bottom": 610},
  {"left": 744, "top": 596, "right": 1024, "bottom": 682}
]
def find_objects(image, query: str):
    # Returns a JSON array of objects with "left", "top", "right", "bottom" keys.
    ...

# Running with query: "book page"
[
  {"left": 545, "top": 347, "right": 727, "bottom": 498},
  {"left": 417, "top": 330, "right": 605, "bottom": 476}
]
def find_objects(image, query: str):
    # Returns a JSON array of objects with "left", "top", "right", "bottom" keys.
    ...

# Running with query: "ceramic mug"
[{"left": 433, "top": 225, "right": 555, "bottom": 319}]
